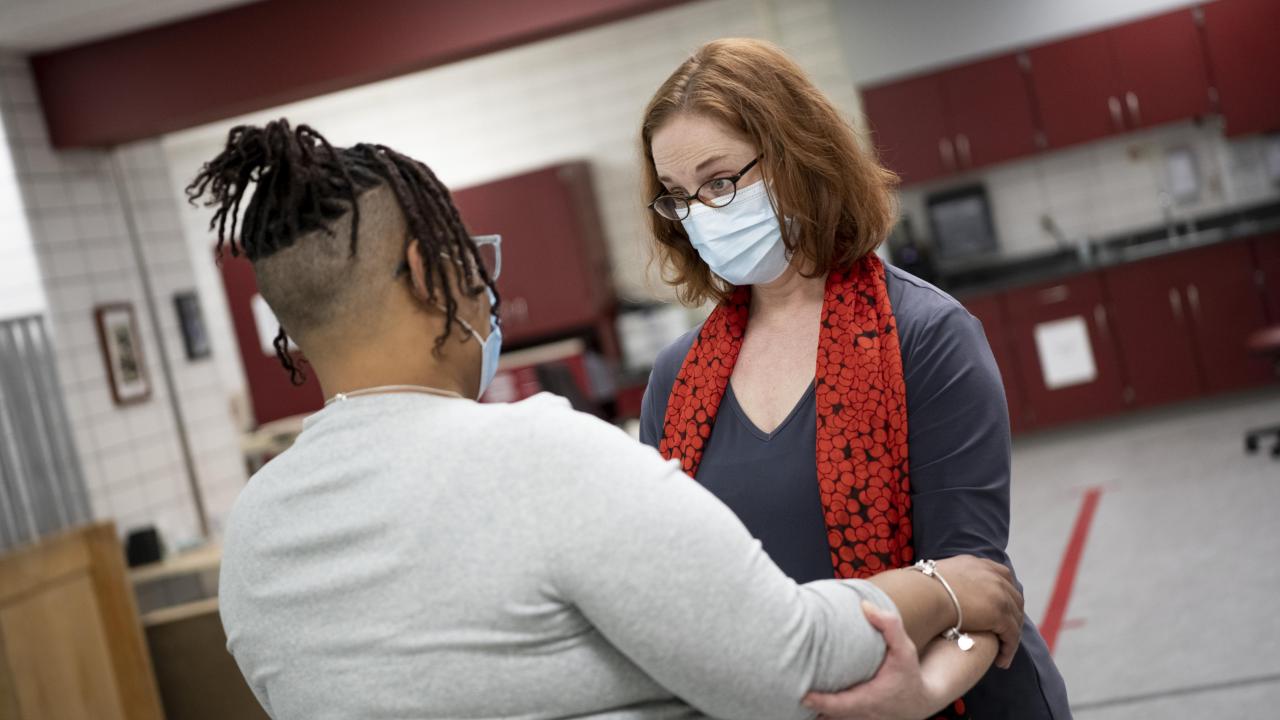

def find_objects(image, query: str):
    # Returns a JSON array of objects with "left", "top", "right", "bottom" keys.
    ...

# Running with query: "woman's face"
[{"left": 650, "top": 113, "right": 760, "bottom": 205}]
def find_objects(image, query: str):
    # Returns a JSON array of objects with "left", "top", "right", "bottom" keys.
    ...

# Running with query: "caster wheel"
[
  {"left": 1272, "top": 442, "right": 1280, "bottom": 459},
  {"left": 1246, "top": 436, "right": 1259, "bottom": 453}
]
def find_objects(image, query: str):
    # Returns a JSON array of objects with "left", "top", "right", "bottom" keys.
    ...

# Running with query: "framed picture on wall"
[
  {"left": 173, "top": 291, "right": 211, "bottom": 360},
  {"left": 94, "top": 303, "right": 152, "bottom": 405}
]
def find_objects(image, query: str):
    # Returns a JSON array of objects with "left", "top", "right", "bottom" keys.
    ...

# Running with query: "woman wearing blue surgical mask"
[{"left": 638, "top": 39, "right": 1072, "bottom": 720}]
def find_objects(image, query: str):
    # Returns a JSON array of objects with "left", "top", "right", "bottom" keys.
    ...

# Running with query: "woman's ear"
[{"left": 406, "top": 239, "right": 432, "bottom": 302}]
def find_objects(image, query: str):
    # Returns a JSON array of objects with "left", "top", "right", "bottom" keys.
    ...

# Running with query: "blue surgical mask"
[
  {"left": 453, "top": 288, "right": 502, "bottom": 399},
  {"left": 680, "top": 180, "right": 791, "bottom": 286}
]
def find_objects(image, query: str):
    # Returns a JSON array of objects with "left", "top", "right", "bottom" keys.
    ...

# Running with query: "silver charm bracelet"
[{"left": 910, "top": 559, "right": 976, "bottom": 651}]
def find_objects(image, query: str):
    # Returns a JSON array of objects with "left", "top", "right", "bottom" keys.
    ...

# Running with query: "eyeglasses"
[
  {"left": 648, "top": 156, "right": 761, "bottom": 222},
  {"left": 396, "top": 234, "right": 502, "bottom": 280}
]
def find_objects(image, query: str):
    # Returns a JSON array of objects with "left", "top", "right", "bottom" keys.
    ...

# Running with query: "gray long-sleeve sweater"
[{"left": 219, "top": 392, "right": 894, "bottom": 720}]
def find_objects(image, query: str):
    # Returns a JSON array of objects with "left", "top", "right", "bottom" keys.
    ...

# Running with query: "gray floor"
[{"left": 1005, "top": 388, "right": 1280, "bottom": 718}]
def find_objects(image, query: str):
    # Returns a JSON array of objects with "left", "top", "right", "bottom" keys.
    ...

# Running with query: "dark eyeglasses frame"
[{"left": 648, "top": 156, "right": 762, "bottom": 222}]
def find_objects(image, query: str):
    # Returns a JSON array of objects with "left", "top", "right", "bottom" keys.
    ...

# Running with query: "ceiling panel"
[{"left": 0, "top": 0, "right": 260, "bottom": 53}]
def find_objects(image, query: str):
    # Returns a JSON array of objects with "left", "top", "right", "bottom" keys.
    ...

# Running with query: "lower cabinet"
[
  {"left": 957, "top": 235, "right": 1276, "bottom": 434},
  {"left": 1002, "top": 273, "right": 1128, "bottom": 428}
]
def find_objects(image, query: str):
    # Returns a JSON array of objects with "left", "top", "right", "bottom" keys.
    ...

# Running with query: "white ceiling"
[{"left": 0, "top": 0, "right": 261, "bottom": 53}]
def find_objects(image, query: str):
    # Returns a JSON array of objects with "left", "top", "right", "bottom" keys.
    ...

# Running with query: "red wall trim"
[{"left": 32, "top": 0, "right": 691, "bottom": 148}]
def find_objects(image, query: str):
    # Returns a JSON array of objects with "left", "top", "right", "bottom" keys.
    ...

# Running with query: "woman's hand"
[
  {"left": 933, "top": 556, "right": 1024, "bottom": 668},
  {"left": 802, "top": 601, "right": 951, "bottom": 720}
]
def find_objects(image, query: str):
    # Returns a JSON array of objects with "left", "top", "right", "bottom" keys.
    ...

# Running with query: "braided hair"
[{"left": 185, "top": 119, "right": 497, "bottom": 384}]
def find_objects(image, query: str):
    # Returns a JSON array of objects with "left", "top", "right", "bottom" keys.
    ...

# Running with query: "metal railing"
[{"left": 0, "top": 314, "right": 90, "bottom": 552}]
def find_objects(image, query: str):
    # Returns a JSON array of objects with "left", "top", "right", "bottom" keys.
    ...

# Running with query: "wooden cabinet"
[
  {"left": 452, "top": 162, "right": 614, "bottom": 346},
  {"left": 1028, "top": 7, "right": 1210, "bottom": 149},
  {"left": 1177, "top": 242, "right": 1273, "bottom": 391},
  {"left": 1027, "top": 31, "right": 1122, "bottom": 150},
  {"left": 862, "top": 54, "right": 1036, "bottom": 185},
  {"left": 1109, "top": 8, "right": 1213, "bottom": 131},
  {"left": 940, "top": 54, "right": 1040, "bottom": 171},
  {"left": 1254, "top": 234, "right": 1280, "bottom": 322},
  {"left": 1002, "top": 273, "right": 1127, "bottom": 428},
  {"left": 961, "top": 293, "right": 1029, "bottom": 433},
  {"left": 1202, "top": 0, "right": 1280, "bottom": 136},
  {"left": 0, "top": 524, "right": 165, "bottom": 720},
  {"left": 1105, "top": 240, "right": 1272, "bottom": 405},
  {"left": 1103, "top": 254, "right": 1204, "bottom": 408},
  {"left": 861, "top": 74, "right": 951, "bottom": 185}
]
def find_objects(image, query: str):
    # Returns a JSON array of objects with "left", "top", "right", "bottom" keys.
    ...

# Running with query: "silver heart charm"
[{"left": 956, "top": 633, "right": 976, "bottom": 652}]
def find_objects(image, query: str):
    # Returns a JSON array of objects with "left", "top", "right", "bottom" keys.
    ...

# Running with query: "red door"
[
  {"left": 1173, "top": 242, "right": 1273, "bottom": 392},
  {"left": 1103, "top": 255, "right": 1203, "bottom": 409},
  {"left": 861, "top": 75, "right": 951, "bottom": 185},
  {"left": 962, "top": 293, "right": 1030, "bottom": 433},
  {"left": 1202, "top": 0, "right": 1280, "bottom": 136},
  {"left": 452, "top": 163, "right": 612, "bottom": 346},
  {"left": 1003, "top": 273, "right": 1127, "bottom": 427},
  {"left": 1255, "top": 233, "right": 1280, "bottom": 322},
  {"left": 1109, "top": 8, "right": 1213, "bottom": 130},
  {"left": 940, "top": 53, "right": 1039, "bottom": 171},
  {"left": 1027, "top": 30, "right": 1124, "bottom": 150}
]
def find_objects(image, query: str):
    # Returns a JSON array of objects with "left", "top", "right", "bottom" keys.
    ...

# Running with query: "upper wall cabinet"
[
  {"left": 1027, "top": 7, "right": 1211, "bottom": 150},
  {"left": 1201, "top": 0, "right": 1280, "bottom": 136},
  {"left": 862, "top": 53, "right": 1037, "bottom": 185}
]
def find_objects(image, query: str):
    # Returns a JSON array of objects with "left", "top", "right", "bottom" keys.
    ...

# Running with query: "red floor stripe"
[{"left": 1040, "top": 486, "right": 1102, "bottom": 654}]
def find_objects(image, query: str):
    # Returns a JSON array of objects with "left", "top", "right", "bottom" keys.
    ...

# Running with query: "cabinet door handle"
[
  {"left": 1037, "top": 284, "right": 1070, "bottom": 304},
  {"left": 1109, "top": 96, "right": 1124, "bottom": 130},
  {"left": 956, "top": 134, "right": 971, "bottom": 168},
  {"left": 939, "top": 137, "right": 956, "bottom": 171},
  {"left": 1094, "top": 303, "right": 1109, "bottom": 334},
  {"left": 1186, "top": 283, "right": 1201, "bottom": 322},
  {"left": 1125, "top": 91, "right": 1141, "bottom": 127},
  {"left": 1168, "top": 287, "right": 1184, "bottom": 322}
]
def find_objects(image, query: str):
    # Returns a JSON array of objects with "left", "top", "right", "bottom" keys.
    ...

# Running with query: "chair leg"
[{"left": 1244, "top": 424, "right": 1280, "bottom": 455}]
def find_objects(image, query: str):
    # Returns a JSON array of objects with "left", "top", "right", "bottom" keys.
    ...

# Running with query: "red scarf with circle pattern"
[{"left": 658, "top": 253, "right": 968, "bottom": 719}]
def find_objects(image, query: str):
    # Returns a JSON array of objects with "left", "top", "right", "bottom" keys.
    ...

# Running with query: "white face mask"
[
  {"left": 441, "top": 288, "right": 502, "bottom": 400},
  {"left": 680, "top": 180, "right": 791, "bottom": 286}
]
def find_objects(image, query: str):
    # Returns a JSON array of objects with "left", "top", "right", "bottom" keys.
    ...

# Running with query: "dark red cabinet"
[
  {"left": 861, "top": 75, "right": 951, "bottom": 185},
  {"left": 1177, "top": 242, "right": 1273, "bottom": 391},
  {"left": 940, "top": 54, "right": 1040, "bottom": 171},
  {"left": 1028, "top": 7, "right": 1211, "bottom": 149},
  {"left": 1255, "top": 234, "right": 1280, "bottom": 322},
  {"left": 1110, "top": 8, "right": 1213, "bottom": 130},
  {"left": 1103, "top": 255, "right": 1204, "bottom": 408},
  {"left": 1202, "top": 0, "right": 1280, "bottom": 136},
  {"left": 1104, "top": 240, "right": 1271, "bottom": 405},
  {"left": 452, "top": 162, "right": 614, "bottom": 346},
  {"left": 1003, "top": 273, "right": 1128, "bottom": 427},
  {"left": 862, "top": 54, "right": 1037, "bottom": 185},
  {"left": 962, "top": 294, "right": 1028, "bottom": 433},
  {"left": 1027, "top": 31, "right": 1122, "bottom": 150}
]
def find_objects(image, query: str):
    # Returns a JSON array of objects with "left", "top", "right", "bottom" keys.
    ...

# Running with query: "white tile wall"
[
  {"left": 162, "top": 0, "right": 864, "bottom": 403},
  {"left": 0, "top": 61, "right": 43, "bottom": 320},
  {"left": 0, "top": 53, "right": 247, "bottom": 547},
  {"left": 899, "top": 118, "right": 1280, "bottom": 259}
]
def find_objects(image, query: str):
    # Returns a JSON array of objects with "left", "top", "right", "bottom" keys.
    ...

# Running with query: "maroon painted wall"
[{"left": 32, "top": 0, "right": 692, "bottom": 148}]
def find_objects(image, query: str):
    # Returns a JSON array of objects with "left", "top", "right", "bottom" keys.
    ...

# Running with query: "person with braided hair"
[{"left": 197, "top": 119, "right": 1023, "bottom": 720}]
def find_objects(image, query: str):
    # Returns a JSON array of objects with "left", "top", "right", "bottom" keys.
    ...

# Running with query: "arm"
[
  {"left": 803, "top": 603, "right": 998, "bottom": 720},
  {"left": 904, "top": 302, "right": 1025, "bottom": 666},
  {"left": 537, "top": 412, "right": 898, "bottom": 720}
]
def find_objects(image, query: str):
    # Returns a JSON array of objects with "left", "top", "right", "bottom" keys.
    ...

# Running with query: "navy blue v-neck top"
[{"left": 639, "top": 264, "right": 1072, "bottom": 720}]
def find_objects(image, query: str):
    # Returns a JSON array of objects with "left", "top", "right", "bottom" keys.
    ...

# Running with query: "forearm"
[
  {"left": 867, "top": 568, "right": 957, "bottom": 651},
  {"left": 919, "top": 632, "right": 998, "bottom": 708}
]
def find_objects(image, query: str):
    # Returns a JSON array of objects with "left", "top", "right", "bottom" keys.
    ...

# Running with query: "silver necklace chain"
[{"left": 325, "top": 384, "right": 465, "bottom": 406}]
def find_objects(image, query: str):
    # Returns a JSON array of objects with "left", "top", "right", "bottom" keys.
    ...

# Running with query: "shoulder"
[
  {"left": 883, "top": 263, "right": 982, "bottom": 356},
  {"left": 496, "top": 392, "right": 662, "bottom": 464}
]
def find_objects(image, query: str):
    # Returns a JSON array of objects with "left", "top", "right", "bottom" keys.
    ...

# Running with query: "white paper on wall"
[{"left": 1033, "top": 315, "right": 1097, "bottom": 390}]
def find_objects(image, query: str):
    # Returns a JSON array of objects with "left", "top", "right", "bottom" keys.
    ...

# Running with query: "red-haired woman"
[{"left": 638, "top": 38, "right": 1070, "bottom": 720}]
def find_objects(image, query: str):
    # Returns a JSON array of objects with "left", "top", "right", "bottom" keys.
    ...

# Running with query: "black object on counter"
[
  {"left": 926, "top": 184, "right": 998, "bottom": 259},
  {"left": 125, "top": 526, "right": 164, "bottom": 567}
]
